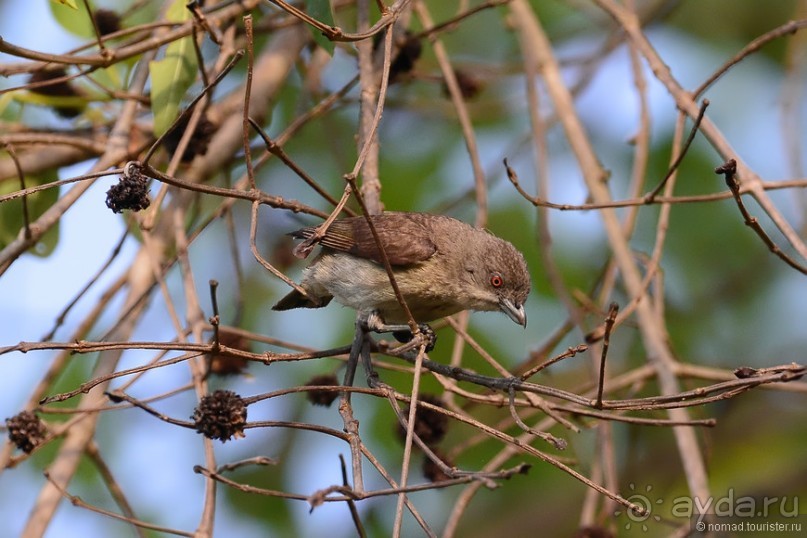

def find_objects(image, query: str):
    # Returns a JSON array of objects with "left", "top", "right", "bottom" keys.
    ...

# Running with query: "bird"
[{"left": 272, "top": 212, "right": 531, "bottom": 336}]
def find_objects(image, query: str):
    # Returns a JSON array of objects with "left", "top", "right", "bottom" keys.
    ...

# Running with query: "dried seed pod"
[
  {"left": 6, "top": 411, "right": 47, "bottom": 453},
  {"left": 208, "top": 330, "right": 251, "bottom": 377},
  {"left": 27, "top": 68, "right": 84, "bottom": 118},
  {"left": 442, "top": 69, "right": 484, "bottom": 100},
  {"left": 192, "top": 390, "right": 247, "bottom": 442},
  {"left": 93, "top": 9, "right": 121, "bottom": 36},
  {"left": 304, "top": 374, "right": 340, "bottom": 407},
  {"left": 374, "top": 30, "right": 422, "bottom": 83},
  {"left": 163, "top": 113, "right": 217, "bottom": 162},
  {"left": 105, "top": 162, "right": 151, "bottom": 213},
  {"left": 396, "top": 394, "right": 448, "bottom": 447},
  {"left": 422, "top": 447, "right": 452, "bottom": 482}
]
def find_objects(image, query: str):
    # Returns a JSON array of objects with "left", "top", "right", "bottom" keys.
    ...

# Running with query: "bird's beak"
[{"left": 499, "top": 298, "right": 527, "bottom": 327}]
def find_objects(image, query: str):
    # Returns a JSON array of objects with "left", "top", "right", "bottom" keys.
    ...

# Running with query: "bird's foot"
[
  {"left": 364, "top": 312, "right": 437, "bottom": 352},
  {"left": 392, "top": 324, "right": 436, "bottom": 353}
]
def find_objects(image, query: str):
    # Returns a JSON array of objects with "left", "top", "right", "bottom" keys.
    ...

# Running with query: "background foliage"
[{"left": 1, "top": 0, "right": 806, "bottom": 537}]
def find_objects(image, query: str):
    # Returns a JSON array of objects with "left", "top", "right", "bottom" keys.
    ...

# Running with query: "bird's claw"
[
  {"left": 392, "top": 323, "right": 437, "bottom": 353},
  {"left": 364, "top": 312, "right": 437, "bottom": 352}
]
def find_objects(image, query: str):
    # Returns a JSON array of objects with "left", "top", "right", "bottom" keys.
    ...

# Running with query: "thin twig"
[
  {"left": 644, "top": 99, "right": 709, "bottom": 201},
  {"left": 716, "top": 159, "right": 807, "bottom": 275},
  {"left": 595, "top": 303, "right": 619, "bottom": 409}
]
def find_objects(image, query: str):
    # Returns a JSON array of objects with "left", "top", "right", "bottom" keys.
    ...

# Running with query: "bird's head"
[{"left": 461, "top": 234, "right": 531, "bottom": 327}]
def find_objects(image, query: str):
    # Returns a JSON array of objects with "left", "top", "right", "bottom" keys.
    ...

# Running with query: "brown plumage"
[{"left": 272, "top": 212, "right": 531, "bottom": 326}]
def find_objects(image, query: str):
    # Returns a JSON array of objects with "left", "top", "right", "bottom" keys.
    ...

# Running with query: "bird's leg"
[
  {"left": 342, "top": 320, "right": 365, "bottom": 395},
  {"left": 392, "top": 325, "right": 436, "bottom": 350},
  {"left": 364, "top": 311, "right": 437, "bottom": 352},
  {"left": 343, "top": 317, "right": 381, "bottom": 391},
  {"left": 360, "top": 339, "right": 380, "bottom": 388},
  {"left": 364, "top": 311, "right": 409, "bottom": 333}
]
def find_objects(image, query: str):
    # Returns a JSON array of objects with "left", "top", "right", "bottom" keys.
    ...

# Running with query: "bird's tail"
[{"left": 272, "top": 289, "right": 332, "bottom": 311}]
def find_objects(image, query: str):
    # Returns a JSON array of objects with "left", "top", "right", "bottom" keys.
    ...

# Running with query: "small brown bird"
[{"left": 272, "top": 212, "right": 531, "bottom": 329}]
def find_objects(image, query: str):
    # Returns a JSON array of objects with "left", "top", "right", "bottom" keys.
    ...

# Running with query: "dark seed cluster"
[
  {"left": 422, "top": 448, "right": 452, "bottom": 483},
  {"left": 163, "top": 113, "right": 217, "bottom": 162},
  {"left": 6, "top": 411, "right": 47, "bottom": 454},
  {"left": 304, "top": 374, "right": 340, "bottom": 407},
  {"left": 27, "top": 68, "right": 84, "bottom": 118},
  {"left": 93, "top": 9, "right": 121, "bottom": 36},
  {"left": 192, "top": 390, "right": 247, "bottom": 442},
  {"left": 388, "top": 31, "right": 422, "bottom": 83},
  {"left": 105, "top": 163, "right": 151, "bottom": 213},
  {"left": 208, "top": 330, "right": 251, "bottom": 377},
  {"left": 396, "top": 394, "right": 448, "bottom": 447},
  {"left": 374, "top": 30, "right": 422, "bottom": 84},
  {"left": 443, "top": 69, "right": 483, "bottom": 100}
]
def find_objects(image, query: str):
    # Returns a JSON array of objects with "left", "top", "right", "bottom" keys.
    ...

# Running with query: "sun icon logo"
[{"left": 614, "top": 483, "right": 663, "bottom": 532}]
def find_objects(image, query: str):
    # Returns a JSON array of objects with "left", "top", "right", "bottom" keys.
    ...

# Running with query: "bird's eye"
[{"left": 490, "top": 273, "right": 504, "bottom": 288}]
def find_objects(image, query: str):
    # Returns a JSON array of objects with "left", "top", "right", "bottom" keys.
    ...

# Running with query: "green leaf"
[
  {"left": 0, "top": 168, "right": 60, "bottom": 257},
  {"left": 16, "top": 91, "right": 88, "bottom": 113},
  {"left": 51, "top": 0, "right": 79, "bottom": 9},
  {"left": 89, "top": 65, "right": 123, "bottom": 92},
  {"left": 0, "top": 91, "right": 19, "bottom": 119},
  {"left": 49, "top": 0, "right": 94, "bottom": 37},
  {"left": 148, "top": 0, "right": 197, "bottom": 136},
  {"left": 307, "top": 0, "right": 335, "bottom": 55},
  {"left": 166, "top": 0, "right": 189, "bottom": 21}
]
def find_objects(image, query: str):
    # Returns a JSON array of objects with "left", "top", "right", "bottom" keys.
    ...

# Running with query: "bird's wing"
[{"left": 291, "top": 214, "right": 437, "bottom": 266}]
